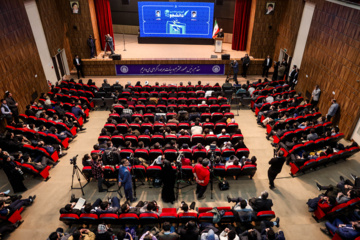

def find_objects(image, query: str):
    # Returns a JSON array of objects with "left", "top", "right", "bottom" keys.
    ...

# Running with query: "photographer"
[
  {"left": 90, "top": 155, "right": 114, "bottom": 192},
  {"left": 103, "top": 34, "right": 115, "bottom": 56},
  {"left": 118, "top": 158, "right": 137, "bottom": 203},
  {"left": 268, "top": 150, "right": 286, "bottom": 190}
]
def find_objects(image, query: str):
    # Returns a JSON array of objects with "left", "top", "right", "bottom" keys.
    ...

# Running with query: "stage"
[
  {"left": 96, "top": 34, "right": 247, "bottom": 60},
  {"left": 79, "top": 34, "right": 265, "bottom": 76}
]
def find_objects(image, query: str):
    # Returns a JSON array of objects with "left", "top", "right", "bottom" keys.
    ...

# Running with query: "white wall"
[
  {"left": 292, "top": 2, "right": 315, "bottom": 69},
  {"left": 24, "top": 0, "right": 58, "bottom": 84}
]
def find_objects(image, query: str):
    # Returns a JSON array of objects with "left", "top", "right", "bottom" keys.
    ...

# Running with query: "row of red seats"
[
  {"left": 113, "top": 103, "right": 231, "bottom": 113},
  {"left": 115, "top": 96, "right": 228, "bottom": 104},
  {"left": 248, "top": 80, "right": 285, "bottom": 89},
  {"left": 59, "top": 81, "right": 99, "bottom": 91},
  {"left": 40, "top": 94, "right": 94, "bottom": 109},
  {"left": 251, "top": 95, "right": 302, "bottom": 110},
  {"left": 82, "top": 163, "right": 255, "bottom": 180},
  {"left": 251, "top": 85, "right": 292, "bottom": 98},
  {"left": 103, "top": 122, "right": 238, "bottom": 134},
  {"left": 272, "top": 123, "right": 336, "bottom": 144},
  {"left": 60, "top": 207, "right": 274, "bottom": 225},
  {"left": 6, "top": 125, "right": 70, "bottom": 149},
  {"left": 93, "top": 146, "right": 250, "bottom": 161},
  {"left": 265, "top": 112, "right": 322, "bottom": 134},
  {"left": 290, "top": 146, "right": 360, "bottom": 176}
]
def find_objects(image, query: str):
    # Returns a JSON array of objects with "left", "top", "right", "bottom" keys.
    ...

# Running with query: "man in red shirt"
[{"left": 192, "top": 159, "right": 210, "bottom": 200}]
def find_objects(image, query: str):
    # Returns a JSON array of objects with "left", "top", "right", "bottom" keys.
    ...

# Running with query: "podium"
[{"left": 214, "top": 38, "right": 223, "bottom": 53}]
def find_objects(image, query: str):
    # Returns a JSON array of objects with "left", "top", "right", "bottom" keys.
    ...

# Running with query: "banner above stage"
[{"left": 115, "top": 64, "right": 225, "bottom": 75}]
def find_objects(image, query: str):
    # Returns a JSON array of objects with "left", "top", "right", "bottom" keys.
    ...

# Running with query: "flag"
[{"left": 212, "top": 19, "right": 219, "bottom": 38}]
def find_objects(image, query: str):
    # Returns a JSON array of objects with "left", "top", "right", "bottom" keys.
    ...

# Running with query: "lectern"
[{"left": 214, "top": 38, "right": 223, "bottom": 53}]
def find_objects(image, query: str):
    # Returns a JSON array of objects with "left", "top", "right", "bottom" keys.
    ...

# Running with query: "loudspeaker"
[
  {"left": 211, "top": 55, "right": 218, "bottom": 59},
  {"left": 111, "top": 54, "right": 121, "bottom": 60},
  {"left": 216, "top": 0, "right": 223, "bottom": 5},
  {"left": 221, "top": 54, "right": 230, "bottom": 60},
  {"left": 122, "top": 0, "right": 129, "bottom": 5}
]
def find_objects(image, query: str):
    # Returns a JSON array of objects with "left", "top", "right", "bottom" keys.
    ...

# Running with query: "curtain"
[
  {"left": 95, "top": 0, "right": 115, "bottom": 50},
  {"left": 232, "top": 0, "right": 251, "bottom": 51}
]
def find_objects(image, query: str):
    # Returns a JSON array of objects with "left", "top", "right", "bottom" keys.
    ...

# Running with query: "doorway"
[{"left": 52, "top": 50, "right": 69, "bottom": 81}]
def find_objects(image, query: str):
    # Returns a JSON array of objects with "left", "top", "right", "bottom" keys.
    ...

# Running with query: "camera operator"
[
  {"left": 90, "top": 155, "right": 114, "bottom": 192},
  {"left": 268, "top": 150, "right": 286, "bottom": 190},
  {"left": 103, "top": 34, "right": 115, "bottom": 57},
  {"left": 118, "top": 158, "right": 137, "bottom": 203}
]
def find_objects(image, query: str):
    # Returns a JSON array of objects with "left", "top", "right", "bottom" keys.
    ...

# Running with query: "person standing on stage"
[
  {"left": 73, "top": 55, "right": 85, "bottom": 79},
  {"left": 118, "top": 159, "right": 137, "bottom": 202},
  {"left": 267, "top": 150, "right": 285, "bottom": 189},
  {"left": 4, "top": 92, "right": 18, "bottom": 123},
  {"left": 104, "top": 34, "right": 115, "bottom": 57},
  {"left": 262, "top": 55, "right": 272, "bottom": 78},
  {"left": 217, "top": 28, "right": 224, "bottom": 38},
  {"left": 193, "top": 158, "right": 210, "bottom": 200},
  {"left": 241, "top": 54, "right": 251, "bottom": 78},
  {"left": 87, "top": 35, "right": 96, "bottom": 59},
  {"left": 232, "top": 60, "right": 239, "bottom": 85}
]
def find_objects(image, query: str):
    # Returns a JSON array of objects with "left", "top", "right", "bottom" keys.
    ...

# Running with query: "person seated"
[
  {"left": 102, "top": 79, "right": 110, "bottom": 89},
  {"left": 249, "top": 191, "right": 273, "bottom": 212},
  {"left": 177, "top": 201, "right": 197, "bottom": 214},
  {"left": 159, "top": 222, "right": 179, "bottom": 240},
  {"left": 0, "top": 191, "right": 21, "bottom": 203},
  {"left": 307, "top": 195, "right": 336, "bottom": 213},
  {"left": 260, "top": 219, "right": 284, "bottom": 240},
  {"left": 214, "top": 156, "right": 225, "bottom": 167},
  {"left": 239, "top": 229, "right": 261, "bottom": 240},
  {"left": 217, "top": 129, "right": 228, "bottom": 138},
  {"left": 92, "top": 197, "right": 120, "bottom": 214},
  {"left": 220, "top": 228, "right": 239, "bottom": 240},
  {"left": 201, "top": 229, "right": 219, "bottom": 240},
  {"left": 47, "top": 227, "right": 71, "bottom": 240},
  {"left": 178, "top": 220, "right": 199, "bottom": 240},
  {"left": 315, "top": 179, "right": 357, "bottom": 204},
  {"left": 96, "top": 223, "right": 113, "bottom": 240},
  {"left": 306, "top": 128, "right": 318, "bottom": 141},
  {"left": 140, "top": 201, "right": 162, "bottom": 216},
  {"left": 191, "top": 121, "right": 203, "bottom": 135},
  {"left": 120, "top": 201, "right": 141, "bottom": 214},
  {"left": 0, "top": 196, "right": 36, "bottom": 217},
  {"left": 321, "top": 219, "right": 360, "bottom": 239},
  {"left": 68, "top": 228, "right": 95, "bottom": 240},
  {"left": 192, "top": 143, "right": 205, "bottom": 151}
]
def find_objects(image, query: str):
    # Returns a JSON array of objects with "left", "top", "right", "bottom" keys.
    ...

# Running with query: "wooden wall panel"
[
  {"left": 295, "top": 0, "right": 360, "bottom": 139},
  {"left": 273, "top": 0, "right": 304, "bottom": 62},
  {"left": 248, "top": 0, "right": 287, "bottom": 59},
  {"left": 0, "top": 0, "right": 49, "bottom": 115},
  {"left": 36, "top": 0, "right": 73, "bottom": 71}
]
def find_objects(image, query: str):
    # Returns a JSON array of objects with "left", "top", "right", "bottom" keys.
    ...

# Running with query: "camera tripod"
[
  {"left": 175, "top": 154, "right": 192, "bottom": 200},
  {"left": 70, "top": 155, "right": 89, "bottom": 196}
]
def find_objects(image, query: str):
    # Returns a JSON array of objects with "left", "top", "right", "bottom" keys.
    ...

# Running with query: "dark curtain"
[
  {"left": 95, "top": 0, "right": 115, "bottom": 50},
  {"left": 232, "top": 0, "right": 251, "bottom": 51}
]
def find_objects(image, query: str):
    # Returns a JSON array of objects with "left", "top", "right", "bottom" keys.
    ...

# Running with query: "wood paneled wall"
[
  {"left": 295, "top": 0, "right": 360, "bottom": 139},
  {"left": 0, "top": 0, "right": 49, "bottom": 115},
  {"left": 273, "top": 0, "right": 304, "bottom": 62},
  {"left": 55, "top": 0, "right": 101, "bottom": 67},
  {"left": 247, "top": 0, "right": 287, "bottom": 59},
  {"left": 36, "top": 0, "right": 73, "bottom": 72}
]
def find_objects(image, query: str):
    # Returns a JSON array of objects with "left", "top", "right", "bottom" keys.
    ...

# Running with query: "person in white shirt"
[
  {"left": 311, "top": 85, "right": 321, "bottom": 106},
  {"left": 265, "top": 95, "right": 274, "bottom": 103},
  {"left": 219, "top": 228, "right": 239, "bottom": 240},
  {"left": 191, "top": 121, "right": 203, "bottom": 135}
]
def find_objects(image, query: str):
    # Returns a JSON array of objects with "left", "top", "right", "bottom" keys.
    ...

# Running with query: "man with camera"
[
  {"left": 103, "top": 34, "right": 115, "bottom": 57},
  {"left": 90, "top": 155, "right": 114, "bottom": 192},
  {"left": 268, "top": 150, "right": 286, "bottom": 189},
  {"left": 192, "top": 158, "right": 210, "bottom": 200}
]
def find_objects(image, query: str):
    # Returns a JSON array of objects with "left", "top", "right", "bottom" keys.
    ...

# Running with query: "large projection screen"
[{"left": 138, "top": 2, "right": 214, "bottom": 39}]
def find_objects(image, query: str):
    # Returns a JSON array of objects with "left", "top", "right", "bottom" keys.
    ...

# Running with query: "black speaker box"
[
  {"left": 111, "top": 54, "right": 121, "bottom": 60},
  {"left": 122, "top": 0, "right": 129, "bottom": 5},
  {"left": 216, "top": 0, "right": 223, "bottom": 5},
  {"left": 221, "top": 54, "right": 230, "bottom": 60}
]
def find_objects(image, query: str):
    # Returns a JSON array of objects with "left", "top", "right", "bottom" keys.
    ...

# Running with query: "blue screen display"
[{"left": 138, "top": 2, "right": 214, "bottom": 39}]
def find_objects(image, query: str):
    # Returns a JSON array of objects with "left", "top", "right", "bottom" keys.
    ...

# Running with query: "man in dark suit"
[
  {"left": 216, "top": 28, "right": 224, "bottom": 38},
  {"left": 262, "top": 55, "right": 272, "bottom": 78},
  {"left": 268, "top": 150, "right": 286, "bottom": 189},
  {"left": 231, "top": 60, "right": 239, "bottom": 84},
  {"left": 87, "top": 35, "right": 96, "bottom": 58},
  {"left": 249, "top": 191, "right": 273, "bottom": 212},
  {"left": 73, "top": 55, "right": 85, "bottom": 79},
  {"left": 241, "top": 54, "right": 250, "bottom": 78}
]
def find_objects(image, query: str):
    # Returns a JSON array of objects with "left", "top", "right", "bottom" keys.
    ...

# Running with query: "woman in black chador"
[
  {"left": 3, "top": 156, "right": 27, "bottom": 193},
  {"left": 161, "top": 160, "right": 176, "bottom": 203}
]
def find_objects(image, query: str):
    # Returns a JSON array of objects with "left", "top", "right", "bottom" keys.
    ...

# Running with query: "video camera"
[{"left": 70, "top": 154, "right": 79, "bottom": 165}]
